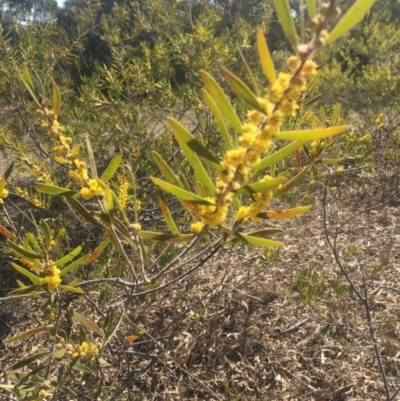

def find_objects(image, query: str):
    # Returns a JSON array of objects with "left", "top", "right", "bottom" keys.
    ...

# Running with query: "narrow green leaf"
[
  {"left": 223, "top": 68, "right": 264, "bottom": 113},
  {"left": 237, "top": 45, "right": 260, "bottom": 96},
  {"left": 6, "top": 351, "right": 49, "bottom": 372},
  {"left": 257, "top": 205, "right": 311, "bottom": 219},
  {"left": 274, "top": 0, "right": 298, "bottom": 47},
  {"left": 139, "top": 231, "right": 195, "bottom": 243},
  {"left": 274, "top": 125, "right": 349, "bottom": 141},
  {"left": 151, "top": 177, "right": 214, "bottom": 205},
  {"left": 186, "top": 139, "right": 224, "bottom": 172},
  {"left": 7, "top": 241, "right": 42, "bottom": 259},
  {"left": 59, "top": 285, "right": 85, "bottom": 294},
  {"left": 236, "top": 176, "right": 286, "bottom": 195},
  {"left": 72, "top": 310, "right": 105, "bottom": 338},
  {"left": 21, "top": 65, "right": 40, "bottom": 107},
  {"left": 328, "top": 0, "right": 377, "bottom": 44},
  {"left": 10, "top": 263, "right": 42, "bottom": 285},
  {"left": 41, "top": 220, "right": 51, "bottom": 251},
  {"left": 320, "top": 158, "right": 343, "bottom": 164},
  {"left": 202, "top": 89, "right": 233, "bottom": 149},
  {"left": 59, "top": 254, "right": 87, "bottom": 276},
  {"left": 159, "top": 191, "right": 179, "bottom": 235},
  {"left": 302, "top": 94, "right": 322, "bottom": 107},
  {"left": 4, "top": 162, "right": 14, "bottom": 180},
  {"left": 257, "top": 29, "right": 276, "bottom": 85},
  {"left": 4, "top": 326, "right": 53, "bottom": 343},
  {"left": 51, "top": 78, "right": 61, "bottom": 116},
  {"left": 306, "top": 0, "right": 316, "bottom": 18},
  {"left": 65, "top": 197, "right": 107, "bottom": 229},
  {"left": 224, "top": 228, "right": 282, "bottom": 244},
  {"left": 221, "top": 226, "right": 283, "bottom": 248},
  {"left": 201, "top": 71, "right": 242, "bottom": 133},
  {"left": 59, "top": 359, "right": 91, "bottom": 373},
  {"left": 101, "top": 154, "right": 122, "bottom": 182},
  {"left": 168, "top": 118, "right": 215, "bottom": 191},
  {"left": 85, "top": 134, "right": 97, "bottom": 178},
  {"left": 54, "top": 245, "right": 83, "bottom": 267},
  {"left": 58, "top": 385, "right": 77, "bottom": 397},
  {"left": 36, "top": 183, "right": 76, "bottom": 197},
  {"left": 252, "top": 141, "right": 307, "bottom": 171},
  {"left": 84, "top": 238, "right": 110, "bottom": 265},
  {"left": 103, "top": 185, "right": 114, "bottom": 212},
  {"left": 277, "top": 167, "right": 309, "bottom": 196},
  {"left": 7, "top": 284, "right": 43, "bottom": 296}
]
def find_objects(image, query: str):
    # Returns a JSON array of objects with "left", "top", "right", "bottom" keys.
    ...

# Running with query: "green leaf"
[
  {"left": 223, "top": 68, "right": 264, "bottom": 113},
  {"left": 168, "top": 118, "right": 215, "bottom": 191},
  {"left": 139, "top": 231, "right": 195, "bottom": 243},
  {"left": 59, "top": 285, "right": 85, "bottom": 294},
  {"left": 101, "top": 154, "right": 122, "bottom": 182},
  {"left": 72, "top": 310, "right": 105, "bottom": 338},
  {"left": 236, "top": 176, "right": 286, "bottom": 195},
  {"left": 58, "top": 385, "right": 77, "bottom": 397},
  {"left": 6, "top": 351, "right": 49, "bottom": 372},
  {"left": 328, "top": 0, "right": 378, "bottom": 44},
  {"left": 54, "top": 245, "right": 83, "bottom": 266},
  {"left": 257, "top": 29, "right": 276, "bottom": 85},
  {"left": 10, "top": 263, "right": 42, "bottom": 285},
  {"left": 221, "top": 226, "right": 283, "bottom": 248},
  {"left": 4, "top": 161, "right": 14, "bottom": 180},
  {"left": 159, "top": 191, "right": 179, "bottom": 235},
  {"left": 320, "top": 158, "right": 343, "bottom": 165},
  {"left": 252, "top": 141, "right": 307, "bottom": 171},
  {"left": 59, "top": 359, "right": 91, "bottom": 373},
  {"left": 257, "top": 205, "right": 311, "bottom": 219},
  {"left": 5, "top": 326, "right": 53, "bottom": 344},
  {"left": 21, "top": 65, "right": 40, "bottom": 107},
  {"left": 302, "top": 94, "right": 322, "bottom": 107},
  {"left": 277, "top": 167, "right": 309, "bottom": 196},
  {"left": 51, "top": 78, "right": 61, "bottom": 116},
  {"left": 274, "top": 126, "right": 349, "bottom": 141},
  {"left": 7, "top": 241, "right": 42, "bottom": 259},
  {"left": 36, "top": 183, "right": 76, "bottom": 197},
  {"left": 274, "top": 0, "right": 298, "bottom": 47},
  {"left": 151, "top": 177, "right": 214, "bottom": 204},
  {"left": 59, "top": 254, "right": 88, "bottom": 277},
  {"left": 85, "top": 134, "right": 98, "bottom": 178},
  {"left": 224, "top": 228, "right": 282, "bottom": 244},
  {"left": 65, "top": 197, "right": 107, "bottom": 229},
  {"left": 201, "top": 71, "right": 242, "bottom": 133},
  {"left": 306, "top": 0, "right": 316, "bottom": 18},
  {"left": 103, "top": 185, "right": 114, "bottom": 212},
  {"left": 202, "top": 89, "right": 233, "bottom": 149},
  {"left": 186, "top": 139, "right": 224, "bottom": 172},
  {"left": 41, "top": 220, "right": 51, "bottom": 251},
  {"left": 84, "top": 238, "right": 110, "bottom": 264},
  {"left": 7, "top": 284, "right": 43, "bottom": 296}
]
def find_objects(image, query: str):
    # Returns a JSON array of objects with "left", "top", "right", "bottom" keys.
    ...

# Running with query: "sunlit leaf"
[
  {"left": 236, "top": 176, "right": 286, "bottom": 195},
  {"left": 85, "top": 134, "right": 97, "bottom": 178},
  {"left": 202, "top": 89, "right": 233, "bottom": 149},
  {"left": 21, "top": 65, "right": 40, "bottom": 107},
  {"left": 221, "top": 226, "right": 283, "bottom": 248},
  {"left": 201, "top": 71, "right": 242, "bottom": 133},
  {"left": 223, "top": 68, "right": 264, "bottom": 113},
  {"left": 84, "top": 238, "right": 110, "bottom": 264},
  {"left": 257, "top": 29, "right": 276, "bottom": 85},
  {"left": 328, "top": 0, "right": 378, "bottom": 44},
  {"left": 320, "top": 158, "right": 343, "bottom": 164},
  {"left": 5, "top": 326, "right": 53, "bottom": 343},
  {"left": 252, "top": 140, "right": 307, "bottom": 171},
  {"left": 306, "top": 0, "right": 316, "bottom": 18},
  {"left": 51, "top": 78, "right": 61, "bottom": 116},
  {"left": 59, "top": 254, "right": 88, "bottom": 277},
  {"left": 257, "top": 205, "right": 311, "bottom": 219},
  {"left": 101, "top": 154, "right": 122, "bottom": 182},
  {"left": 7, "top": 284, "right": 43, "bottom": 296},
  {"left": 59, "top": 285, "right": 85, "bottom": 294},
  {"left": 139, "top": 231, "right": 195, "bottom": 243},
  {"left": 72, "top": 310, "right": 105, "bottom": 338},
  {"left": 54, "top": 245, "right": 83, "bottom": 267},
  {"left": 159, "top": 191, "right": 179, "bottom": 235},
  {"left": 274, "top": 126, "right": 349, "bottom": 141},
  {"left": 224, "top": 228, "right": 282, "bottom": 244},
  {"left": 276, "top": 167, "right": 309, "bottom": 196},
  {"left": 274, "top": 0, "right": 298, "bottom": 47},
  {"left": 8, "top": 240, "right": 42, "bottom": 260},
  {"left": 123, "top": 330, "right": 145, "bottom": 343},
  {"left": 10, "top": 263, "right": 42, "bottom": 285},
  {"left": 168, "top": 118, "right": 215, "bottom": 191},
  {"left": 151, "top": 177, "right": 214, "bottom": 204},
  {"left": 36, "top": 183, "right": 76, "bottom": 197},
  {"left": 59, "top": 359, "right": 91, "bottom": 372}
]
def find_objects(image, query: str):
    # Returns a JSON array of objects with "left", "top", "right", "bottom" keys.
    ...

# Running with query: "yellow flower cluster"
[
  {"left": 236, "top": 176, "right": 274, "bottom": 223},
  {"left": 66, "top": 341, "right": 99, "bottom": 361},
  {"left": 0, "top": 187, "right": 8, "bottom": 204},
  {"left": 118, "top": 177, "right": 129, "bottom": 209},
  {"left": 68, "top": 159, "right": 89, "bottom": 186},
  {"left": 41, "top": 265, "right": 62, "bottom": 291},
  {"left": 191, "top": 56, "right": 318, "bottom": 233},
  {"left": 80, "top": 179, "right": 105, "bottom": 200},
  {"left": 360, "top": 133, "right": 371, "bottom": 142}
]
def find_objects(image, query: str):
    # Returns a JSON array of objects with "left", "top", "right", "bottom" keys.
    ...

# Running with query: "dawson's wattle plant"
[{"left": 0, "top": 1, "right": 379, "bottom": 399}]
